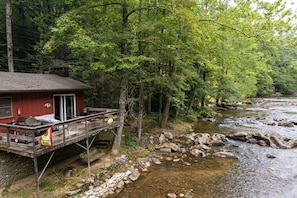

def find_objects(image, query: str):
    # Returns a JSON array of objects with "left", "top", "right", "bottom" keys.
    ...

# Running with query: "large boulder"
[{"left": 227, "top": 132, "right": 297, "bottom": 149}]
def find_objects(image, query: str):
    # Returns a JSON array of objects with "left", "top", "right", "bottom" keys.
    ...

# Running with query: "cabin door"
[{"left": 54, "top": 94, "right": 76, "bottom": 121}]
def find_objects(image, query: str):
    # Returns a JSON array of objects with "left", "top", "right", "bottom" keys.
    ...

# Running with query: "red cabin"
[{"left": 0, "top": 70, "right": 92, "bottom": 126}]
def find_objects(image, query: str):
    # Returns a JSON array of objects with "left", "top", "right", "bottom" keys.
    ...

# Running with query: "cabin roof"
[{"left": 0, "top": 71, "right": 92, "bottom": 93}]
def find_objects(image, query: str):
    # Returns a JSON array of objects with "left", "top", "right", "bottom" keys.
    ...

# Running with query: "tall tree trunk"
[
  {"left": 6, "top": 0, "right": 14, "bottom": 72},
  {"left": 112, "top": 1, "right": 129, "bottom": 154},
  {"left": 201, "top": 71, "right": 206, "bottom": 107},
  {"left": 137, "top": 0, "right": 144, "bottom": 140},
  {"left": 161, "top": 62, "right": 176, "bottom": 128},
  {"left": 158, "top": 90, "right": 163, "bottom": 123},
  {"left": 161, "top": 17, "right": 184, "bottom": 127},
  {"left": 147, "top": 93, "right": 152, "bottom": 114},
  {"left": 188, "top": 88, "right": 196, "bottom": 113},
  {"left": 111, "top": 89, "right": 126, "bottom": 155}
]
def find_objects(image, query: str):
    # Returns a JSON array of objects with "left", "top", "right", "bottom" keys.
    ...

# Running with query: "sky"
[
  {"left": 283, "top": 0, "right": 297, "bottom": 12},
  {"left": 264, "top": 0, "right": 297, "bottom": 20},
  {"left": 283, "top": 0, "right": 296, "bottom": 7},
  {"left": 271, "top": 0, "right": 297, "bottom": 12}
]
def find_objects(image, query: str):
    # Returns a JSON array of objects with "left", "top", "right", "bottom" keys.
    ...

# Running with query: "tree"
[
  {"left": 42, "top": 0, "right": 297, "bottom": 154},
  {"left": 6, "top": 0, "right": 13, "bottom": 72}
]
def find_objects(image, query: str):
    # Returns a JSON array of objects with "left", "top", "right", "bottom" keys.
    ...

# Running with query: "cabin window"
[{"left": 0, "top": 97, "right": 12, "bottom": 118}]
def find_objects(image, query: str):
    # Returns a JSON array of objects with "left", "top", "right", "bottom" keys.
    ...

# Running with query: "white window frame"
[
  {"left": 0, "top": 97, "right": 12, "bottom": 118},
  {"left": 53, "top": 94, "right": 76, "bottom": 121}
]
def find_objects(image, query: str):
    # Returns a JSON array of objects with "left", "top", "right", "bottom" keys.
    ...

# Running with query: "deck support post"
[
  {"left": 86, "top": 138, "right": 91, "bottom": 178},
  {"left": 75, "top": 136, "right": 96, "bottom": 178},
  {"left": 33, "top": 157, "right": 40, "bottom": 198},
  {"left": 33, "top": 151, "right": 55, "bottom": 198}
]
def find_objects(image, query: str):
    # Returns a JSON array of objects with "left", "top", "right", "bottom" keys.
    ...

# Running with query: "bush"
[
  {"left": 124, "top": 133, "right": 138, "bottom": 148},
  {"left": 184, "top": 109, "right": 198, "bottom": 122},
  {"left": 197, "top": 106, "right": 215, "bottom": 118}
]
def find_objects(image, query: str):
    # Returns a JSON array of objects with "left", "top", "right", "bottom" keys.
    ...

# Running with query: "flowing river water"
[{"left": 115, "top": 97, "right": 297, "bottom": 198}]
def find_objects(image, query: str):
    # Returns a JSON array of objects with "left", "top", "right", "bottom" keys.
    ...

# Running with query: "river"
[{"left": 115, "top": 97, "right": 297, "bottom": 198}]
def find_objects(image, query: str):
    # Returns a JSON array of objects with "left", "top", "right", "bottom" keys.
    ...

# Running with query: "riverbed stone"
[
  {"left": 261, "top": 120, "right": 276, "bottom": 126},
  {"left": 194, "top": 133, "right": 211, "bottom": 145},
  {"left": 185, "top": 133, "right": 195, "bottom": 142},
  {"left": 163, "top": 131, "right": 174, "bottom": 140},
  {"left": 213, "top": 151, "right": 236, "bottom": 158},
  {"left": 167, "top": 193, "right": 177, "bottom": 198},
  {"left": 209, "top": 133, "right": 226, "bottom": 146},
  {"left": 165, "top": 156, "right": 173, "bottom": 161},
  {"left": 258, "top": 140, "right": 268, "bottom": 147},
  {"left": 277, "top": 120, "right": 294, "bottom": 127},
  {"left": 266, "top": 154, "right": 276, "bottom": 159},
  {"left": 190, "top": 149, "right": 206, "bottom": 157},
  {"left": 129, "top": 168, "right": 140, "bottom": 181},
  {"left": 159, "top": 134, "right": 166, "bottom": 144},
  {"left": 227, "top": 132, "right": 248, "bottom": 141},
  {"left": 161, "top": 142, "right": 180, "bottom": 152},
  {"left": 152, "top": 157, "right": 162, "bottom": 165},
  {"left": 159, "top": 147, "right": 172, "bottom": 153}
]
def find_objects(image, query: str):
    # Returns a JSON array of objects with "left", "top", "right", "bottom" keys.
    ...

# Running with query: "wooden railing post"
[
  {"left": 85, "top": 117, "right": 88, "bottom": 134},
  {"left": 6, "top": 127, "right": 10, "bottom": 148},
  {"left": 33, "top": 129, "right": 36, "bottom": 154},
  {"left": 63, "top": 123, "right": 66, "bottom": 144},
  {"left": 103, "top": 113, "right": 106, "bottom": 128}
]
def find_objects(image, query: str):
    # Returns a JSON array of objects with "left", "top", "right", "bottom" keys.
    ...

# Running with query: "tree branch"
[{"left": 199, "top": 19, "right": 255, "bottom": 38}]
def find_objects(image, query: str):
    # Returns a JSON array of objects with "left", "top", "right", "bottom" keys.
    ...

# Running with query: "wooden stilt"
[
  {"left": 33, "top": 157, "right": 40, "bottom": 198},
  {"left": 33, "top": 152, "right": 55, "bottom": 198},
  {"left": 86, "top": 138, "right": 91, "bottom": 178},
  {"left": 75, "top": 136, "right": 96, "bottom": 178}
]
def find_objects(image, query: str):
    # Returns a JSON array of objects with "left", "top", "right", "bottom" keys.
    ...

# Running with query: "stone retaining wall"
[{"left": 0, "top": 152, "right": 33, "bottom": 187}]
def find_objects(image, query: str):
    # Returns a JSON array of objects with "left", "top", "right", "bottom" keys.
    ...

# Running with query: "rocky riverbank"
[
  {"left": 71, "top": 125, "right": 238, "bottom": 198},
  {"left": 72, "top": 123, "right": 297, "bottom": 198}
]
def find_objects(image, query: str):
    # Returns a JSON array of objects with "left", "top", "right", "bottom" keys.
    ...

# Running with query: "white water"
[{"left": 218, "top": 97, "right": 297, "bottom": 197}]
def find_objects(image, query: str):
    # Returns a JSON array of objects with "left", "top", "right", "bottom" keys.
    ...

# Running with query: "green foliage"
[
  {"left": 256, "top": 71, "right": 274, "bottom": 97},
  {"left": 197, "top": 107, "right": 216, "bottom": 119},
  {"left": 136, "top": 149, "right": 151, "bottom": 157},
  {"left": 49, "top": 168, "right": 57, "bottom": 175},
  {"left": 184, "top": 110, "right": 198, "bottom": 122},
  {"left": 273, "top": 74, "right": 297, "bottom": 95},
  {"left": 167, "top": 119, "right": 183, "bottom": 129},
  {"left": 1, "top": 183, "right": 11, "bottom": 196},
  {"left": 1, "top": 0, "right": 296, "bottom": 129},
  {"left": 124, "top": 133, "right": 139, "bottom": 148},
  {"left": 39, "top": 180, "right": 55, "bottom": 192}
]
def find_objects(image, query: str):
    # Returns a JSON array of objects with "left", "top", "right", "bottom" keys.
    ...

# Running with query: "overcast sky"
[
  {"left": 283, "top": 0, "right": 297, "bottom": 11},
  {"left": 271, "top": 0, "right": 297, "bottom": 12}
]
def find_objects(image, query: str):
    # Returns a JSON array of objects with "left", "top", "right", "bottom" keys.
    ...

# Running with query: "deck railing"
[{"left": 0, "top": 108, "right": 119, "bottom": 158}]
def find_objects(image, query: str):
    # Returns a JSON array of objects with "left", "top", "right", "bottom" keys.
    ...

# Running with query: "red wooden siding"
[
  {"left": 76, "top": 92, "right": 85, "bottom": 116},
  {"left": 15, "top": 92, "right": 53, "bottom": 117},
  {"left": 0, "top": 91, "right": 86, "bottom": 124}
]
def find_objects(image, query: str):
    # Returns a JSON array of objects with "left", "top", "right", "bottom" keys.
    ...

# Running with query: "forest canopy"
[{"left": 1, "top": 0, "right": 297, "bottom": 127}]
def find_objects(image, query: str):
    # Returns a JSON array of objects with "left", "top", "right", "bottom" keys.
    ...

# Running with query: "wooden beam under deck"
[{"left": 0, "top": 109, "right": 119, "bottom": 158}]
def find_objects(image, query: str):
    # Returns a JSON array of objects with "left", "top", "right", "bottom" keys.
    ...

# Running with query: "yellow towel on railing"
[{"left": 40, "top": 126, "right": 53, "bottom": 148}]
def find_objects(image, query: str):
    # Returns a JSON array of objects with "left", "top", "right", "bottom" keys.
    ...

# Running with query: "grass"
[
  {"left": 1, "top": 183, "right": 11, "bottom": 196},
  {"left": 39, "top": 180, "right": 55, "bottom": 192},
  {"left": 136, "top": 149, "right": 150, "bottom": 157},
  {"left": 124, "top": 133, "right": 139, "bottom": 148}
]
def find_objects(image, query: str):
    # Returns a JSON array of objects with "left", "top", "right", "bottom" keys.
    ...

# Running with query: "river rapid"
[{"left": 115, "top": 97, "right": 297, "bottom": 198}]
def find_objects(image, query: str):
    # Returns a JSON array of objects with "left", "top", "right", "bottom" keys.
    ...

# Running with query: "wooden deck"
[{"left": 0, "top": 108, "right": 119, "bottom": 158}]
